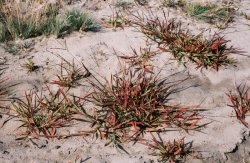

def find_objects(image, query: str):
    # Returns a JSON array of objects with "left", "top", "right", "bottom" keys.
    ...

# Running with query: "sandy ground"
[{"left": 1, "top": 0, "right": 250, "bottom": 162}]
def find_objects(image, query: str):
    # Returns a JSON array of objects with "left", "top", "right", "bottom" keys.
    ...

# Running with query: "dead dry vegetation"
[{"left": 0, "top": 0, "right": 249, "bottom": 162}]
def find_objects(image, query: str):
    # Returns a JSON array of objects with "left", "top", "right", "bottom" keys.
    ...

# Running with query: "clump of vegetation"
[
  {"left": 22, "top": 59, "right": 39, "bottom": 73},
  {"left": 184, "top": 2, "right": 235, "bottom": 28},
  {"left": 0, "top": 2, "right": 59, "bottom": 41},
  {"left": 227, "top": 82, "right": 250, "bottom": 127},
  {"left": 56, "top": 9, "right": 100, "bottom": 38},
  {"left": 147, "top": 135, "right": 192, "bottom": 163},
  {"left": 87, "top": 69, "right": 203, "bottom": 145},
  {"left": 12, "top": 87, "right": 84, "bottom": 140},
  {"left": 0, "top": 1, "right": 99, "bottom": 42},
  {"left": 132, "top": 11, "right": 240, "bottom": 70},
  {"left": 119, "top": 47, "right": 156, "bottom": 73},
  {"left": 3, "top": 43, "right": 21, "bottom": 55},
  {"left": 162, "top": 0, "right": 236, "bottom": 28},
  {"left": 4, "top": 41, "right": 34, "bottom": 55},
  {"left": 106, "top": 9, "right": 126, "bottom": 30},
  {"left": 116, "top": 0, "right": 134, "bottom": 10},
  {"left": 162, "top": 0, "right": 185, "bottom": 8},
  {"left": 135, "top": 0, "right": 149, "bottom": 6},
  {"left": 49, "top": 60, "right": 91, "bottom": 88}
]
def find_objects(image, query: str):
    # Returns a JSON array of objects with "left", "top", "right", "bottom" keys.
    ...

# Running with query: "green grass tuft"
[
  {"left": 0, "top": 3, "right": 99, "bottom": 42},
  {"left": 116, "top": 0, "right": 134, "bottom": 10},
  {"left": 183, "top": 1, "right": 236, "bottom": 28},
  {"left": 185, "top": 3, "right": 230, "bottom": 23}
]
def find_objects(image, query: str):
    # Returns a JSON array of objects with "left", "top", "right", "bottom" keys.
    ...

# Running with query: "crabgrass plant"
[
  {"left": 227, "top": 82, "right": 250, "bottom": 127},
  {"left": 119, "top": 47, "right": 157, "bottom": 73},
  {"left": 49, "top": 59, "right": 91, "bottom": 88},
  {"left": 0, "top": 1, "right": 99, "bottom": 41},
  {"left": 132, "top": 11, "right": 241, "bottom": 71},
  {"left": 147, "top": 135, "right": 193, "bottom": 163},
  {"left": 12, "top": 86, "right": 86, "bottom": 140},
  {"left": 87, "top": 69, "right": 203, "bottom": 146}
]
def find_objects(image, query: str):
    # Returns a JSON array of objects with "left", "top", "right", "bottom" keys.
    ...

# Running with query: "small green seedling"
[{"left": 22, "top": 59, "right": 39, "bottom": 72}]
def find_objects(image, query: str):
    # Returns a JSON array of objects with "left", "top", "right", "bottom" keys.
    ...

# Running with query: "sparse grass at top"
[
  {"left": 0, "top": 1, "right": 99, "bottom": 42},
  {"left": 162, "top": 0, "right": 236, "bottom": 28},
  {"left": 0, "top": 3, "right": 59, "bottom": 41},
  {"left": 185, "top": 2, "right": 235, "bottom": 25},
  {"left": 56, "top": 9, "right": 100, "bottom": 38}
]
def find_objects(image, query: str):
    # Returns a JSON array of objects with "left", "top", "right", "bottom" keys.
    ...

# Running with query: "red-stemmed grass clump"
[
  {"left": 12, "top": 86, "right": 85, "bottom": 140},
  {"left": 119, "top": 47, "right": 157, "bottom": 73},
  {"left": 49, "top": 60, "right": 91, "bottom": 88},
  {"left": 88, "top": 69, "right": 203, "bottom": 145},
  {"left": 147, "top": 135, "right": 192, "bottom": 163},
  {"left": 226, "top": 82, "right": 250, "bottom": 127},
  {"left": 132, "top": 11, "right": 241, "bottom": 71}
]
